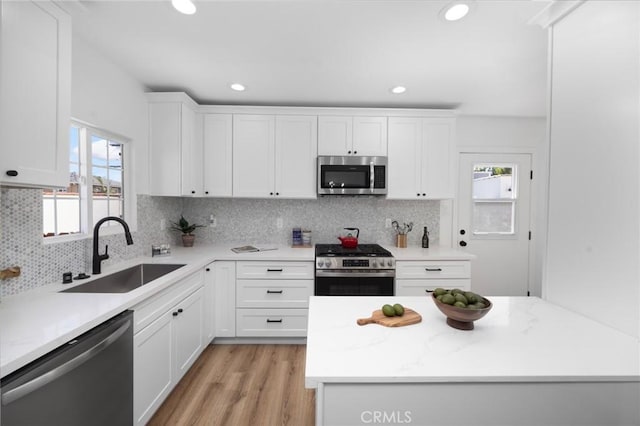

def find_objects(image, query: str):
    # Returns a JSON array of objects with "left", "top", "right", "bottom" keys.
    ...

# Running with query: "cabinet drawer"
[
  {"left": 133, "top": 270, "right": 203, "bottom": 333},
  {"left": 395, "top": 261, "right": 470, "bottom": 280},
  {"left": 236, "top": 309, "right": 308, "bottom": 337},
  {"left": 236, "top": 261, "right": 314, "bottom": 280},
  {"left": 396, "top": 279, "right": 471, "bottom": 296},
  {"left": 236, "top": 279, "right": 313, "bottom": 308}
]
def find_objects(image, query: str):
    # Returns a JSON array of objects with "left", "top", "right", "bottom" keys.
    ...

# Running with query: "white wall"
[
  {"left": 71, "top": 35, "right": 149, "bottom": 204},
  {"left": 545, "top": 1, "right": 639, "bottom": 338},
  {"left": 456, "top": 115, "right": 548, "bottom": 297}
]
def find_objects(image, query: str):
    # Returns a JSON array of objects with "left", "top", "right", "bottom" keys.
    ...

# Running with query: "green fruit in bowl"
[{"left": 441, "top": 294, "right": 456, "bottom": 305}]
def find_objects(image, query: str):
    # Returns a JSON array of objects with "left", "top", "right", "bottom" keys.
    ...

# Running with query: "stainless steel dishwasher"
[{"left": 1, "top": 310, "right": 133, "bottom": 426}]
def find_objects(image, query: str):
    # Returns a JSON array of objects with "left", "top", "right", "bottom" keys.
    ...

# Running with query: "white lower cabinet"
[
  {"left": 395, "top": 260, "right": 471, "bottom": 296},
  {"left": 133, "top": 271, "right": 205, "bottom": 426},
  {"left": 213, "top": 261, "right": 236, "bottom": 337},
  {"left": 235, "top": 261, "right": 313, "bottom": 337}
]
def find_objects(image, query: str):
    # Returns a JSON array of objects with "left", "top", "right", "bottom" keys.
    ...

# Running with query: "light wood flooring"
[{"left": 148, "top": 344, "right": 315, "bottom": 426}]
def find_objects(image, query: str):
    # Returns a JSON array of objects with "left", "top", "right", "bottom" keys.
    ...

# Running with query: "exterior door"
[{"left": 457, "top": 153, "right": 532, "bottom": 296}]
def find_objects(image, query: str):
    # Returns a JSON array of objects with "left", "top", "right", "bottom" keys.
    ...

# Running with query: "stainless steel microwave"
[{"left": 317, "top": 156, "right": 387, "bottom": 196}]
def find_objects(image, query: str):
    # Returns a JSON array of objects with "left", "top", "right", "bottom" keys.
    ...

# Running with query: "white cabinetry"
[
  {"left": 203, "top": 114, "right": 233, "bottom": 197},
  {"left": 235, "top": 261, "right": 314, "bottom": 337},
  {"left": 395, "top": 260, "right": 470, "bottom": 296},
  {"left": 233, "top": 114, "right": 317, "bottom": 198},
  {"left": 387, "top": 117, "right": 456, "bottom": 199},
  {"left": 133, "top": 270, "right": 204, "bottom": 426},
  {"left": 213, "top": 261, "right": 237, "bottom": 338},
  {"left": 0, "top": 0, "right": 71, "bottom": 188},
  {"left": 147, "top": 93, "right": 201, "bottom": 196},
  {"left": 203, "top": 263, "right": 216, "bottom": 343},
  {"left": 318, "top": 116, "right": 387, "bottom": 156}
]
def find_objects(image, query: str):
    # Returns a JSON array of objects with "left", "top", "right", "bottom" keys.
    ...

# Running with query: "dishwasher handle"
[{"left": 1, "top": 318, "right": 131, "bottom": 406}]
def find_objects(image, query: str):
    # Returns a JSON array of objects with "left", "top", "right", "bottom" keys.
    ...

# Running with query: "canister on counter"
[{"left": 292, "top": 227, "right": 302, "bottom": 246}]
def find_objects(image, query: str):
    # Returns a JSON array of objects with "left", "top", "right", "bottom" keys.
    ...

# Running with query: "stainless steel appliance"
[
  {"left": 315, "top": 243, "right": 395, "bottom": 296},
  {"left": 1, "top": 310, "right": 133, "bottom": 426},
  {"left": 317, "top": 156, "right": 387, "bottom": 195}
]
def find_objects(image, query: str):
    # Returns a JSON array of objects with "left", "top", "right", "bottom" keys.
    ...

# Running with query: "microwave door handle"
[{"left": 370, "top": 162, "right": 375, "bottom": 191}]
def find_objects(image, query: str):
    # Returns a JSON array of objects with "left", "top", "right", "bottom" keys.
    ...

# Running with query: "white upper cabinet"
[
  {"left": 148, "top": 94, "right": 201, "bottom": 196},
  {"left": 203, "top": 114, "right": 233, "bottom": 197},
  {"left": 0, "top": 1, "right": 71, "bottom": 188},
  {"left": 233, "top": 114, "right": 317, "bottom": 199},
  {"left": 232, "top": 114, "right": 276, "bottom": 198},
  {"left": 318, "top": 116, "right": 387, "bottom": 156},
  {"left": 274, "top": 115, "right": 318, "bottom": 198},
  {"left": 387, "top": 117, "right": 456, "bottom": 199}
]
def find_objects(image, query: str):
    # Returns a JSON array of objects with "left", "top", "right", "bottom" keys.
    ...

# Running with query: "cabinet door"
[
  {"left": 203, "top": 114, "right": 232, "bottom": 197},
  {"left": 180, "top": 104, "right": 202, "bottom": 196},
  {"left": 387, "top": 117, "right": 423, "bottom": 199},
  {"left": 422, "top": 118, "right": 455, "bottom": 199},
  {"left": 318, "top": 116, "right": 353, "bottom": 155},
  {"left": 275, "top": 115, "right": 317, "bottom": 198},
  {"left": 214, "top": 261, "right": 236, "bottom": 337},
  {"left": 0, "top": 1, "right": 70, "bottom": 188},
  {"left": 173, "top": 288, "right": 204, "bottom": 380},
  {"left": 353, "top": 116, "right": 388, "bottom": 156},
  {"left": 149, "top": 102, "right": 182, "bottom": 196},
  {"left": 203, "top": 264, "right": 215, "bottom": 343},
  {"left": 233, "top": 114, "right": 275, "bottom": 197},
  {"left": 134, "top": 311, "right": 173, "bottom": 426}
]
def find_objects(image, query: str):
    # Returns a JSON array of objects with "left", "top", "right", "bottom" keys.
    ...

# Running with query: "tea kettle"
[{"left": 337, "top": 227, "right": 359, "bottom": 248}]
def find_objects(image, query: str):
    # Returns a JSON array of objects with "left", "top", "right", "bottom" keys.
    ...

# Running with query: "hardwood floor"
[{"left": 148, "top": 344, "right": 315, "bottom": 426}]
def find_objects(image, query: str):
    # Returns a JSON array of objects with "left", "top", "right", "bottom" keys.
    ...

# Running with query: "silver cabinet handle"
[{"left": 2, "top": 319, "right": 131, "bottom": 405}]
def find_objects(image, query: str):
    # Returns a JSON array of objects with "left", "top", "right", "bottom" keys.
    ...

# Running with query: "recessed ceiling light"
[
  {"left": 391, "top": 86, "right": 407, "bottom": 94},
  {"left": 172, "top": 0, "right": 196, "bottom": 15},
  {"left": 230, "top": 83, "right": 246, "bottom": 92},
  {"left": 440, "top": 2, "right": 473, "bottom": 22}
]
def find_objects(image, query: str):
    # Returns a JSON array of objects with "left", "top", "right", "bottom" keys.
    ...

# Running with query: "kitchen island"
[{"left": 305, "top": 296, "right": 640, "bottom": 426}]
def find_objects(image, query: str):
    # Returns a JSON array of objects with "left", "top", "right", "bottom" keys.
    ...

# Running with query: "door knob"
[{"left": 459, "top": 241, "right": 467, "bottom": 247}]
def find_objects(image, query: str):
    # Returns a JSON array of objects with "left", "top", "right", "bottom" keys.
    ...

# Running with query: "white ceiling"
[{"left": 61, "top": 0, "right": 550, "bottom": 117}]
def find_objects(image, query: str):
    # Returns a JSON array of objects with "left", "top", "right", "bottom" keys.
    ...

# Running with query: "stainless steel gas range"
[{"left": 314, "top": 243, "right": 395, "bottom": 296}]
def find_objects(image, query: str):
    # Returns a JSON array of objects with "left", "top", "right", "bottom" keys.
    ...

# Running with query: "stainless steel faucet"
[{"left": 92, "top": 216, "right": 134, "bottom": 275}]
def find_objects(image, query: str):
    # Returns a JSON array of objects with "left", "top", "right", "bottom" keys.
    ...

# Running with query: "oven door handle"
[
  {"left": 370, "top": 162, "right": 375, "bottom": 191},
  {"left": 315, "top": 270, "right": 396, "bottom": 278}
]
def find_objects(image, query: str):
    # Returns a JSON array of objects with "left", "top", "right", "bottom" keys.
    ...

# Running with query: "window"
[
  {"left": 471, "top": 164, "right": 516, "bottom": 235},
  {"left": 43, "top": 122, "right": 128, "bottom": 238}
]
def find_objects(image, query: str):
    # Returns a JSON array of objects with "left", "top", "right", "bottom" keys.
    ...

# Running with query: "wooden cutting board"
[{"left": 356, "top": 308, "right": 422, "bottom": 327}]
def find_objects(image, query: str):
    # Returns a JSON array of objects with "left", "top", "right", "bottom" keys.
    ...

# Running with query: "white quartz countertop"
[
  {"left": 305, "top": 296, "right": 640, "bottom": 387},
  {"left": 386, "top": 246, "right": 476, "bottom": 261}
]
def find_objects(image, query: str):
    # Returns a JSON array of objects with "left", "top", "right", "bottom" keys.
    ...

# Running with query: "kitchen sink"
[{"left": 60, "top": 263, "right": 186, "bottom": 293}]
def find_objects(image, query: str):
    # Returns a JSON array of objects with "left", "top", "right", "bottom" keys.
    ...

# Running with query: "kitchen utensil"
[
  {"left": 356, "top": 307, "right": 422, "bottom": 327},
  {"left": 337, "top": 227, "right": 359, "bottom": 248},
  {"left": 431, "top": 292, "right": 492, "bottom": 330}
]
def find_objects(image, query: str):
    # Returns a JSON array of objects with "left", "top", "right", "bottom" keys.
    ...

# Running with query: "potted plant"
[{"left": 171, "top": 215, "right": 204, "bottom": 247}]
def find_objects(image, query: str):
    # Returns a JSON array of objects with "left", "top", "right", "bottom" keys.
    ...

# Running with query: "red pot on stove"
[{"left": 337, "top": 227, "right": 359, "bottom": 248}]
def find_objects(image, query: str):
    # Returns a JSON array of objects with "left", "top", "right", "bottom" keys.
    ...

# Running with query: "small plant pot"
[
  {"left": 181, "top": 234, "right": 196, "bottom": 247},
  {"left": 396, "top": 234, "right": 407, "bottom": 248}
]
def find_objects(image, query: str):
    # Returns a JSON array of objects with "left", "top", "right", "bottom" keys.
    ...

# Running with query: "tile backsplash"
[{"left": 1, "top": 189, "right": 439, "bottom": 297}]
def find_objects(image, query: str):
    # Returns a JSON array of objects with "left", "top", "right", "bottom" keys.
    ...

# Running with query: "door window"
[{"left": 471, "top": 165, "right": 517, "bottom": 237}]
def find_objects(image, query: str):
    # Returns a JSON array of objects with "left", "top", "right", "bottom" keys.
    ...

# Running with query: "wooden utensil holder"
[{"left": 396, "top": 234, "right": 407, "bottom": 248}]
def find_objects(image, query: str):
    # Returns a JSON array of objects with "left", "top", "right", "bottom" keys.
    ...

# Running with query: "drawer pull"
[
  {"left": 267, "top": 268, "right": 283, "bottom": 272},
  {"left": 425, "top": 268, "right": 443, "bottom": 272},
  {"left": 266, "top": 289, "right": 283, "bottom": 294},
  {"left": 266, "top": 318, "right": 283, "bottom": 323}
]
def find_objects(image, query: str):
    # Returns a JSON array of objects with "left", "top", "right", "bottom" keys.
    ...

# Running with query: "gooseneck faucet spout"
[{"left": 92, "top": 216, "right": 134, "bottom": 275}]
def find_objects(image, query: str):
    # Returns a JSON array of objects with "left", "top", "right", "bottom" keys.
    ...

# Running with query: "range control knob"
[
  {"left": 317, "top": 260, "right": 324, "bottom": 268},
  {"left": 387, "top": 259, "right": 393, "bottom": 267}
]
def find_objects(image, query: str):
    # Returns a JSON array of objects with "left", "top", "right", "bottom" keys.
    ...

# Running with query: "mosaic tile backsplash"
[{"left": 1, "top": 189, "right": 439, "bottom": 297}]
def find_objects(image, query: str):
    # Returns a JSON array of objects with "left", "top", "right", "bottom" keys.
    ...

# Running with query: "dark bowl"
[{"left": 431, "top": 292, "right": 492, "bottom": 330}]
